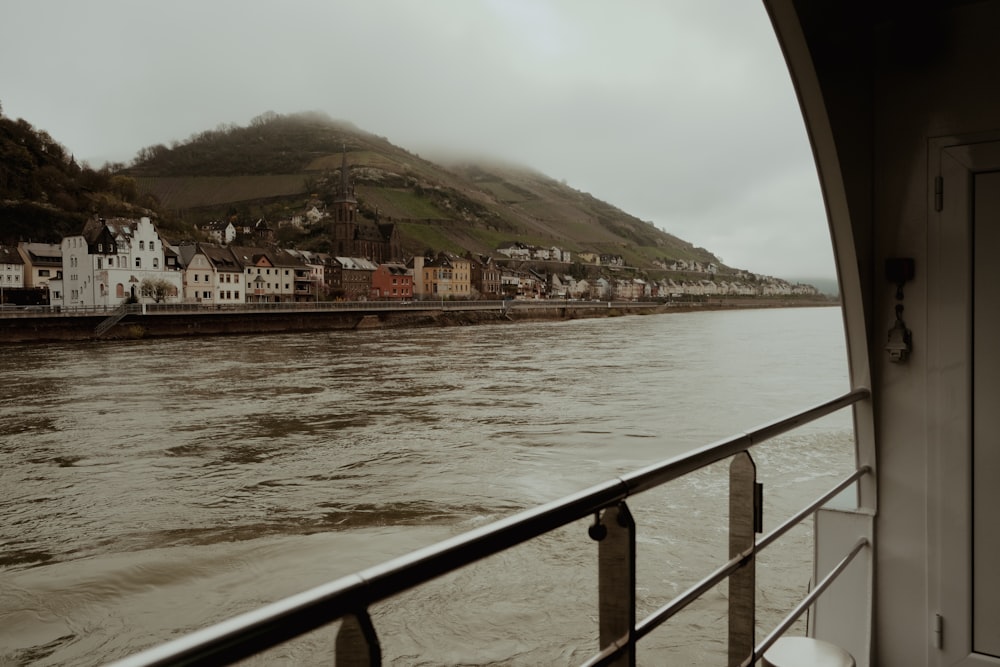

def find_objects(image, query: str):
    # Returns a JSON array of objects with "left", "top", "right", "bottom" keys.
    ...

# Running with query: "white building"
[
  {"left": 176, "top": 244, "right": 218, "bottom": 304},
  {"left": 284, "top": 249, "right": 325, "bottom": 300},
  {"left": 0, "top": 245, "right": 25, "bottom": 296},
  {"left": 200, "top": 244, "right": 245, "bottom": 304},
  {"left": 202, "top": 221, "right": 237, "bottom": 245},
  {"left": 58, "top": 217, "right": 182, "bottom": 308},
  {"left": 18, "top": 242, "right": 62, "bottom": 290},
  {"left": 229, "top": 246, "right": 301, "bottom": 302}
]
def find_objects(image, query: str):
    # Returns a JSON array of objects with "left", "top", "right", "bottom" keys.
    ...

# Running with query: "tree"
[
  {"left": 110, "top": 175, "right": 138, "bottom": 203},
  {"left": 140, "top": 278, "right": 175, "bottom": 303}
]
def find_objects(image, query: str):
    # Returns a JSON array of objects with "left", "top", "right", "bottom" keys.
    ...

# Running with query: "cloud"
[{"left": 0, "top": 0, "right": 835, "bottom": 280}]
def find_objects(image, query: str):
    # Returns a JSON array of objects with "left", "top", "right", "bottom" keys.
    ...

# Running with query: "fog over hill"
[
  {"left": 0, "top": 2, "right": 837, "bottom": 281},
  {"left": 0, "top": 107, "right": 823, "bottom": 293},
  {"left": 126, "top": 111, "right": 728, "bottom": 272}
]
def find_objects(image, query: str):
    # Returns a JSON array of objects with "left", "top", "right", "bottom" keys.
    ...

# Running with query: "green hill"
[{"left": 126, "top": 111, "right": 720, "bottom": 269}]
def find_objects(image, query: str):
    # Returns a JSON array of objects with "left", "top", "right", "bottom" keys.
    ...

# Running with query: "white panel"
[
  {"left": 812, "top": 508, "right": 873, "bottom": 667},
  {"left": 974, "top": 170, "right": 1000, "bottom": 658}
]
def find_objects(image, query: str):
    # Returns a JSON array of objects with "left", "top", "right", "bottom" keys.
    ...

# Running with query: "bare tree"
[{"left": 140, "top": 278, "right": 175, "bottom": 303}]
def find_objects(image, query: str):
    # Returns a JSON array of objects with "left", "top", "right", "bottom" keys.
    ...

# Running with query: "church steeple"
[
  {"left": 332, "top": 145, "right": 357, "bottom": 226},
  {"left": 333, "top": 145, "right": 356, "bottom": 205}
]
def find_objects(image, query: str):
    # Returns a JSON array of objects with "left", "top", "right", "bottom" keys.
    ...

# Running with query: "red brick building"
[{"left": 370, "top": 263, "right": 412, "bottom": 300}]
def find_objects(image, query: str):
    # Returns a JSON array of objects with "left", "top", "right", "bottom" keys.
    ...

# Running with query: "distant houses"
[
  {"left": 0, "top": 208, "right": 818, "bottom": 309},
  {"left": 496, "top": 242, "right": 571, "bottom": 263},
  {"left": 409, "top": 252, "right": 472, "bottom": 299}
]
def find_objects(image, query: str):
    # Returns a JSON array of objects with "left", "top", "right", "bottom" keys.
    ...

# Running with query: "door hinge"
[
  {"left": 934, "top": 176, "right": 944, "bottom": 212},
  {"left": 932, "top": 613, "right": 943, "bottom": 649}
]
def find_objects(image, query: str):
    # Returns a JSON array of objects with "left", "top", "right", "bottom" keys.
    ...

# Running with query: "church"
[{"left": 329, "top": 150, "right": 402, "bottom": 263}]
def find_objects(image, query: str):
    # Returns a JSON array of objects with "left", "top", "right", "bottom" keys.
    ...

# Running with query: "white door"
[
  {"left": 973, "top": 170, "right": 1000, "bottom": 659},
  {"left": 933, "top": 140, "right": 1000, "bottom": 666}
]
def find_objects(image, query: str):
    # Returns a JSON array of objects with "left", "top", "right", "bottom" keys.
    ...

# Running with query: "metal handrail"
[
  {"left": 628, "top": 465, "right": 870, "bottom": 647},
  {"left": 107, "top": 387, "right": 871, "bottom": 667},
  {"left": 620, "top": 388, "right": 867, "bottom": 496},
  {"left": 748, "top": 537, "right": 870, "bottom": 665}
]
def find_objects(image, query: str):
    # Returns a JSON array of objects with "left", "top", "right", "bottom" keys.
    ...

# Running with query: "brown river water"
[{"left": 0, "top": 306, "right": 853, "bottom": 665}]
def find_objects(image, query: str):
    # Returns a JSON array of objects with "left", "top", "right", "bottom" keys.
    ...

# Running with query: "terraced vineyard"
[
  {"left": 135, "top": 175, "right": 309, "bottom": 209},
  {"left": 127, "top": 111, "right": 723, "bottom": 271}
]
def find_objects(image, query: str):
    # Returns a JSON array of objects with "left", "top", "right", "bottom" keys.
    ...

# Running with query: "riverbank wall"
[{"left": 0, "top": 298, "right": 836, "bottom": 344}]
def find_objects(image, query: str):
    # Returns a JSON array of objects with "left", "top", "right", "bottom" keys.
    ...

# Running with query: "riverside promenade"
[
  {"left": 0, "top": 299, "right": 664, "bottom": 343},
  {"left": 0, "top": 297, "right": 834, "bottom": 343}
]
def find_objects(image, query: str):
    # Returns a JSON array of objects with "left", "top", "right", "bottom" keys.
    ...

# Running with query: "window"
[
  {"left": 97, "top": 258, "right": 103, "bottom": 269},
  {"left": 234, "top": 291, "right": 240, "bottom": 299},
  {"left": 204, "top": 274, "right": 209, "bottom": 283},
  {"left": 153, "top": 258, "right": 159, "bottom": 268},
  {"left": 194, "top": 274, "right": 199, "bottom": 282},
  {"left": 139, "top": 241, "right": 145, "bottom": 250},
  {"left": 39, "top": 269, "right": 50, "bottom": 277},
  {"left": 98, "top": 243, "right": 103, "bottom": 252},
  {"left": 149, "top": 241, "right": 155, "bottom": 251}
]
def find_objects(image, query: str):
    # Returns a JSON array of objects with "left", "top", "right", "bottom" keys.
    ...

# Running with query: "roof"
[
  {"left": 0, "top": 245, "right": 25, "bottom": 265},
  {"left": 228, "top": 245, "right": 278, "bottom": 268},
  {"left": 269, "top": 249, "right": 308, "bottom": 268},
  {"left": 333, "top": 257, "right": 378, "bottom": 271},
  {"left": 200, "top": 244, "right": 241, "bottom": 271},
  {"left": 378, "top": 263, "right": 410, "bottom": 276},
  {"left": 174, "top": 244, "right": 200, "bottom": 268},
  {"left": 19, "top": 242, "right": 62, "bottom": 264}
]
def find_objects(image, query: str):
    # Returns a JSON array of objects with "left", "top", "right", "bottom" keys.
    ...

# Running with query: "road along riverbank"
[{"left": 0, "top": 297, "right": 835, "bottom": 344}]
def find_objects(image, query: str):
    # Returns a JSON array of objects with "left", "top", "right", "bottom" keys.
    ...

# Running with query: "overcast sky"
[{"left": 0, "top": 0, "right": 835, "bottom": 281}]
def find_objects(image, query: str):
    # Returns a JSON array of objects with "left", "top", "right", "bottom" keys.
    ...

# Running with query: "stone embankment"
[{"left": 0, "top": 297, "right": 836, "bottom": 344}]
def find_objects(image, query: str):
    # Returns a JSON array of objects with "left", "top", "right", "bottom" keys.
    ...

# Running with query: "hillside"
[
  {"left": 0, "top": 111, "right": 165, "bottom": 243},
  {"left": 126, "top": 111, "right": 721, "bottom": 270}
]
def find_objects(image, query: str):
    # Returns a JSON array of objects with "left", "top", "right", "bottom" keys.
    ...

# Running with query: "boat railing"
[{"left": 107, "top": 388, "right": 872, "bottom": 667}]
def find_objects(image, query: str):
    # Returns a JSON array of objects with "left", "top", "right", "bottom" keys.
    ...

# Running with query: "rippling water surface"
[{"left": 0, "top": 307, "right": 852, "bottom": 665}]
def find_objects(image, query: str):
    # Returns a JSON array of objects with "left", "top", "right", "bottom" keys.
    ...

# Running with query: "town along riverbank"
[{"left": 0, "top": 296, "right": 836, "bottom": 344}]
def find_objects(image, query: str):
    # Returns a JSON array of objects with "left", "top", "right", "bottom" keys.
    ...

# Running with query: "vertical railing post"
[
  {"left": 595, "top": 501, "right": 636, "bottom": 667},
  {"left": 334, "top": 610, "right": 382, "bottom": 666},
  {"left": 728, "top": 451, "right": 758, "bottom": 666}
]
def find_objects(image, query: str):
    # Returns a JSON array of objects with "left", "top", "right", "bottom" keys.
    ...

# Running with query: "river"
[{"left": 0, "top": 306, "right": 853, "bottom": 665}]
